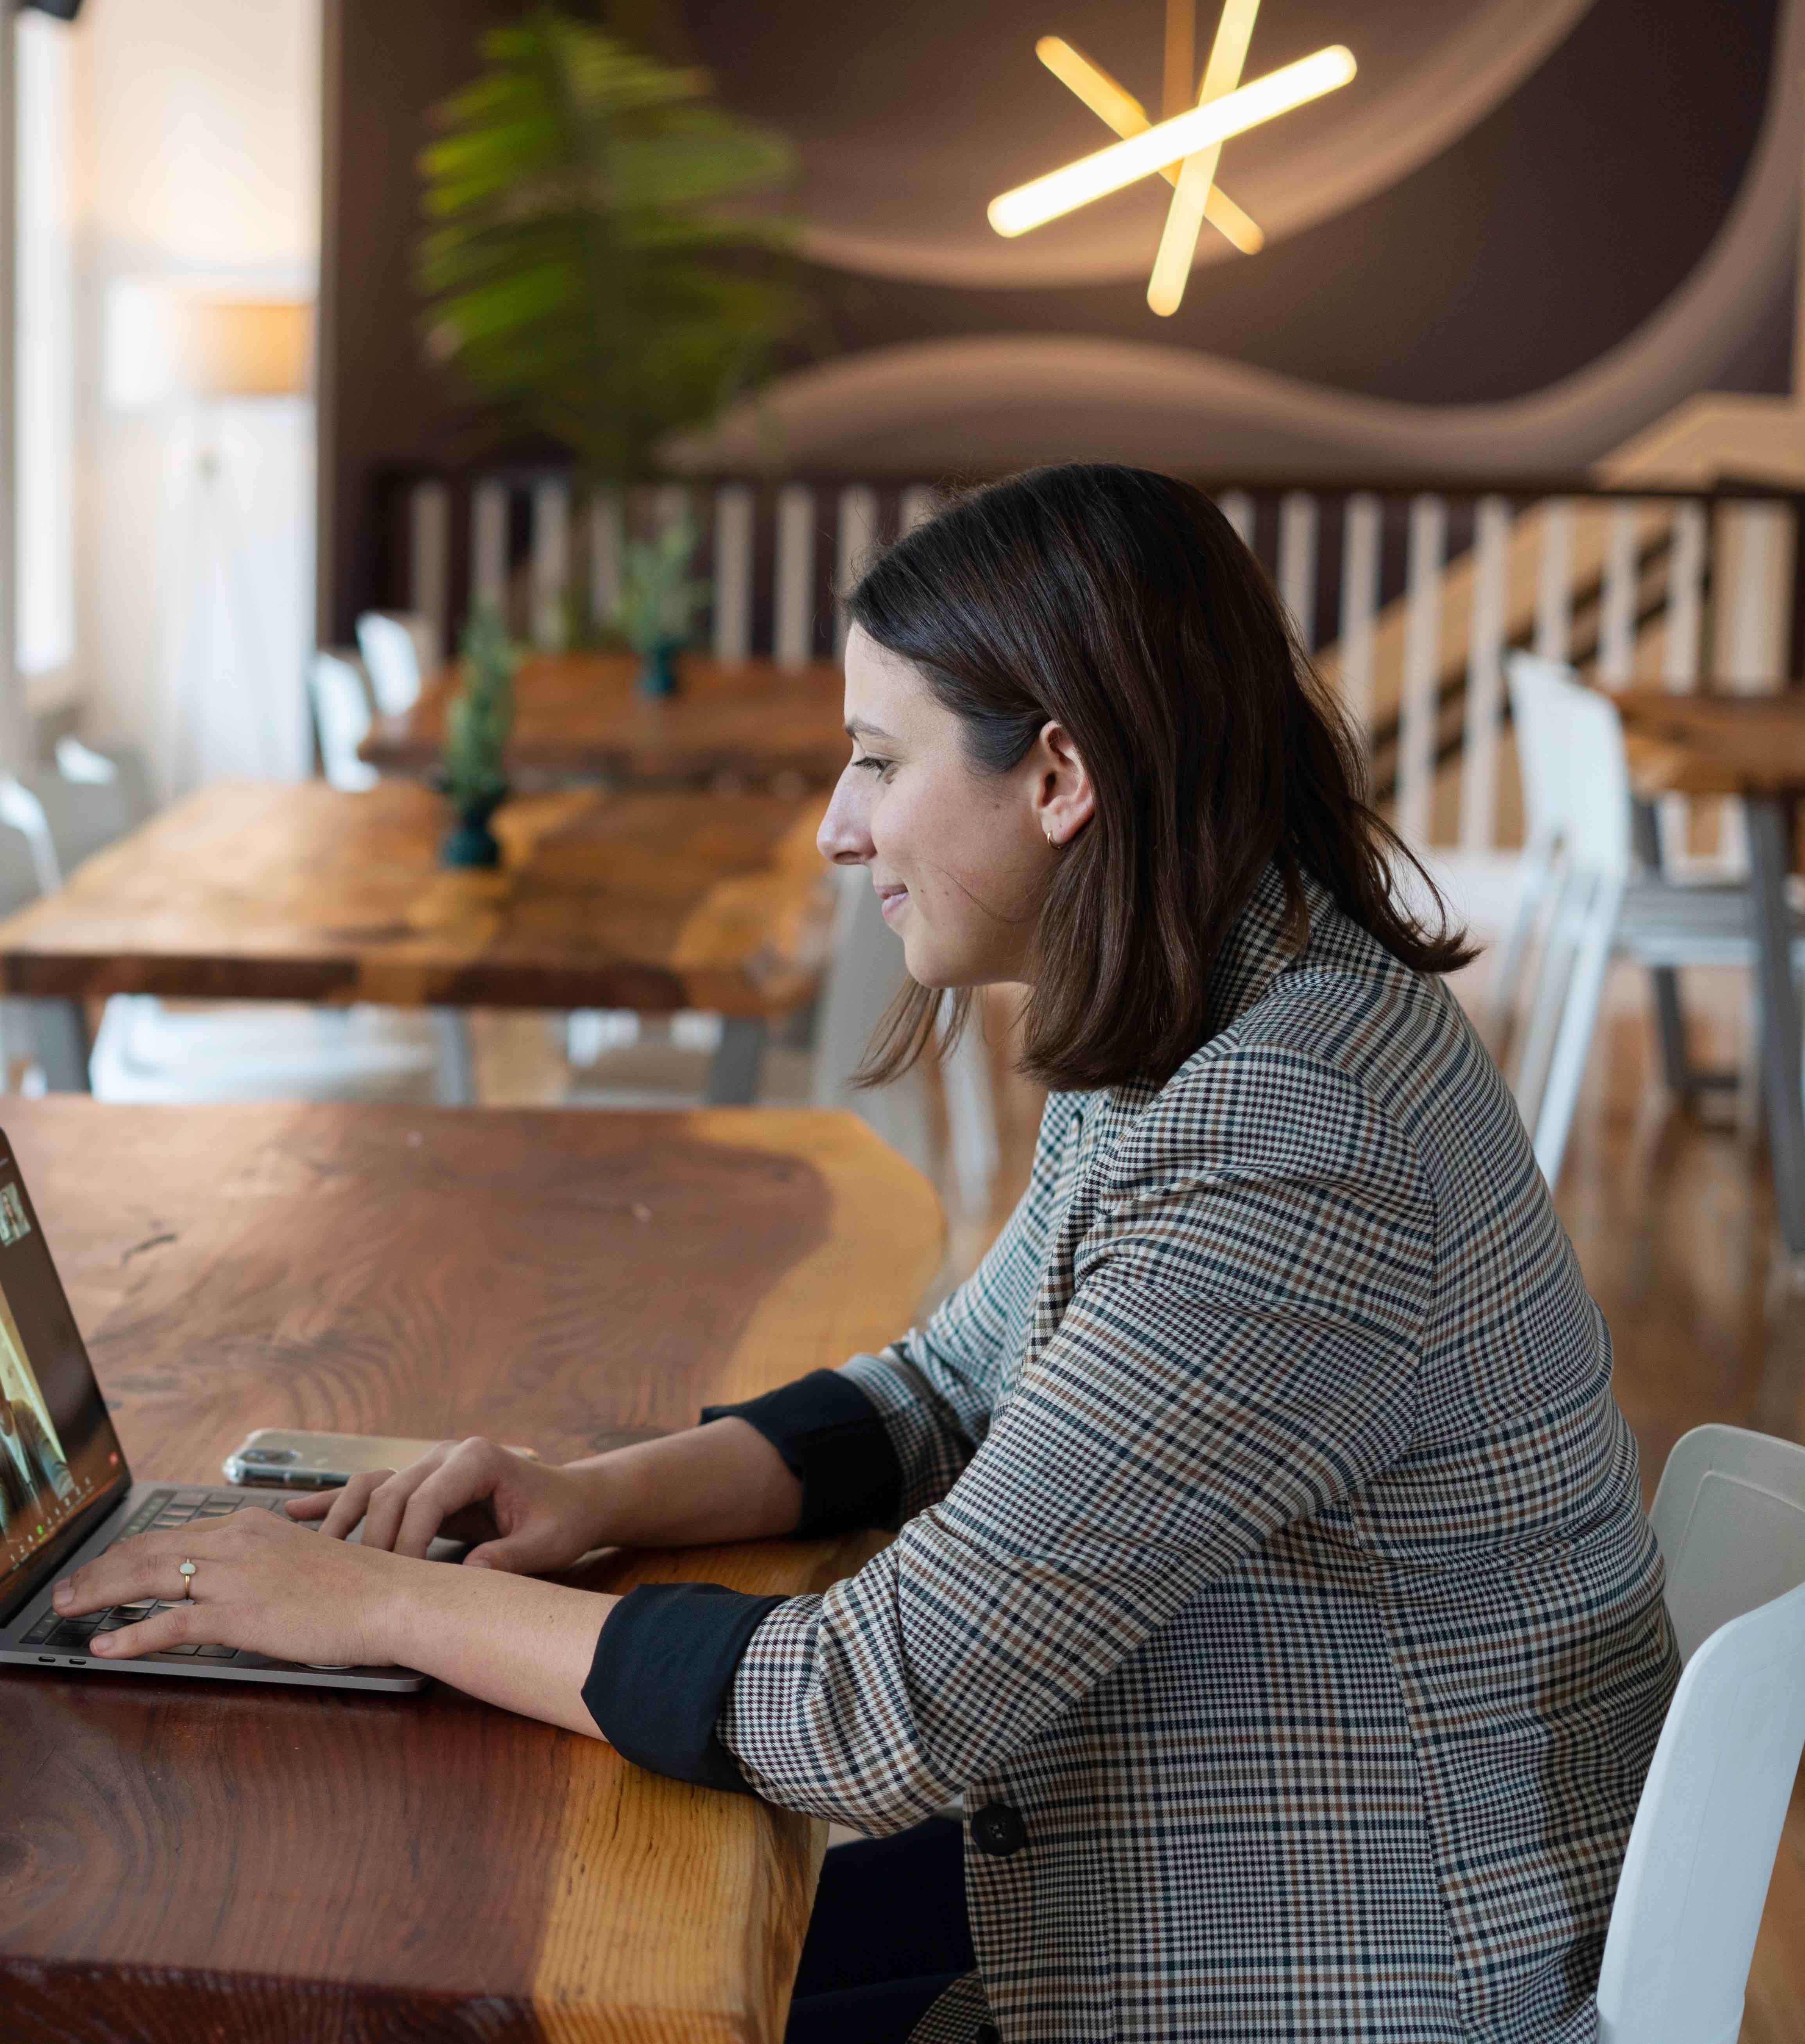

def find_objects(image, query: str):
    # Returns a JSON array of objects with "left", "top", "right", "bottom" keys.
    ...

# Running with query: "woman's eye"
[{"left": 853, "top": 755, "right": 894, "bottom": 779}]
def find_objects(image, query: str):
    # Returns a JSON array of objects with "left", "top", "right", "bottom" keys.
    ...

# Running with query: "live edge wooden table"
[
  {"left": 0, "top": 779, "right": 837, "bottom": 1108},
  {"left": 1613, "top": 688, "right": 1805, "bottom": 1260},
  {"left": 0, "top": 1095, "right": 943, "bottom": 2042},
  {"left": 362, "top": 652, "right": 850, "bottom": 788}
]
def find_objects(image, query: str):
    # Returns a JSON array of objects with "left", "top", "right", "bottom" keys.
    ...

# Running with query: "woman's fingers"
[
  {"left": 281, "top": 1488, "right": 336, "bottom": 1520},
  {"left": 314, "top": 1469, "right": 396, "bottom": 1542},
  {"left": 392, "top": 1440, "right": 505, "bottom": 1559},
  {"left": 55, "top": 1528, "right": 195, "bottom": 1615},
  {"left": 358, "top": 1442, "right": 466, "bottom": 1552},
  {"left": 90, "top": 1593, "right": 217, "bottom": 1659}
]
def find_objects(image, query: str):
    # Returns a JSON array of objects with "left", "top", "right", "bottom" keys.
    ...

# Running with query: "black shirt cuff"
[
  {"left": 583, "top": 1582, "right": 786, "bottom": 1792},
  {"left": 701, "top": 1368, "right": 902, "bottom": 1536}
]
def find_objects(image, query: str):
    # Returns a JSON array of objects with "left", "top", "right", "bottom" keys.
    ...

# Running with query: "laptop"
[{"left": 0, "top": 1132, "right": 427, "bottom": 1693}]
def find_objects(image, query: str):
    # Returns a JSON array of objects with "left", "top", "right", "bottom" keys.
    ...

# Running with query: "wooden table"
[
  {"left": 0, "top": 1096, "right": 943, "bottom": 2041},
  {"left": 362, "top": 652, "right": 850, "bottom": 788},
  {"left": 0, "top": 780, "right": 836, "bottom": 1106},
  {"left": 1613, "top": 688, "right": 1805, "bottom": 1257}
]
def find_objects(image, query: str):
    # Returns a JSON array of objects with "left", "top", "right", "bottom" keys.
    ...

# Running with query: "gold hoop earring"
[{"left": 1046, "top": 829, "right": 1058, "bottom": 848}]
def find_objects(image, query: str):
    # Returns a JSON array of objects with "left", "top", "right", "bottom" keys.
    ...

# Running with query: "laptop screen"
[{"left": 0, "top": 1141, "right": 127, "bottom": 1599}]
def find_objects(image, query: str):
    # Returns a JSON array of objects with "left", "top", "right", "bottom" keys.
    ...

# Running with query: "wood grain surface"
[
  {"left": 0, "top": 781, "right": 836, "bottom": 1018},
  {"left": 362, "top": 653, "right": 850, "bottom": 788},
  {"left": 0, "top": 1098, "right": 942, "bottom": 2042},
  {"left": 1610, "top": 689, "right": 1805, "bottom": 798}
]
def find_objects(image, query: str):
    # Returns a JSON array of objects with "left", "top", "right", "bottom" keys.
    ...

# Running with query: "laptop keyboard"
[{"left": 19, "top": 1486, "right": 313, "bottom": 1661}]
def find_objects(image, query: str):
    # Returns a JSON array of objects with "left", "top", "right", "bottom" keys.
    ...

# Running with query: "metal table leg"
[
  {"left": 28, "top": 998, "right": 91, "bottom": 1093},
  {"left": 430, "top": 1008, "right": 477, "bottom": 1107},
  {"left": 1745, "top": 796, "right": 1805, "bottom": 1256},
  {"left": 705, "top": 1018, "right": 767, "bottom": 1105}
]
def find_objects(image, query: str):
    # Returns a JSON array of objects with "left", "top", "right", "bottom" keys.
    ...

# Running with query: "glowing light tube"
[
  {"left": 1033, "top": 36, "right": 1263, "bottom": 236},
  {"left": 1149, "top": 0, "right": 1263, "bottom": 313},
  {"left": 990, "top": 45, "right": 1355, "bottom": 236}
]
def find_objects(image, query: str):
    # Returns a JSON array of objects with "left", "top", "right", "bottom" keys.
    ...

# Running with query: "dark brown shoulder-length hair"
[{"left": 848, "top": 461, "right": 1473, "bottom": 1093}]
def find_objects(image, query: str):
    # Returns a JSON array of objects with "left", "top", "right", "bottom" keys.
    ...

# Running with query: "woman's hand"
[
  {"left": 50, "top": 1507, "right": 413, "bottom": 1666},
  {"left": 283, "top": 1437, "right": 608, "bottom": 1575}
]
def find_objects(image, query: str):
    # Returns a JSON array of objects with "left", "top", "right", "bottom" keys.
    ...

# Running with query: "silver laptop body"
[{"left": 0, "top": 1129, "right": 427, "bottom": 1693}]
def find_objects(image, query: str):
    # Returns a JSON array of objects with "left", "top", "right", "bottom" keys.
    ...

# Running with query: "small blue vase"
[{"left": 637, "top": 641, "right": 683, "bottom": 699}]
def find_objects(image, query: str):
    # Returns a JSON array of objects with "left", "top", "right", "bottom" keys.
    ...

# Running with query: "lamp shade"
[{"left": 170, "top": 296, "right": 312, "bottom": 398}]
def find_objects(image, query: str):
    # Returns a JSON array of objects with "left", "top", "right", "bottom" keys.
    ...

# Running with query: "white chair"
[
  {"left": 356, "top": 611, "right": 437, "bottom": 718},
  {"left": 25, "top": 737, "right": 156, "bottom": 878},
  {"left": 308, "top": 651, "right": 379, "bottom": 791},
  {"left": 1501, "top": 660, "right": 1805, "bottom": 1187},
  {"left": 1485, "top": 655, "right": 1573, "bottom": 1046},
  {"left": 1596, "top": 1424, "right": 1805, "bottom": 2043}
]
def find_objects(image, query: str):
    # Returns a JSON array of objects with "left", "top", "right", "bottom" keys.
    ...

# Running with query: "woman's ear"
[{"left": 1034, "top": 721, "right": 1096, "bottom": 849}]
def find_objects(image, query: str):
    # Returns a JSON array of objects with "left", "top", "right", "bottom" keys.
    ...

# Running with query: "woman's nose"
[{"left": 817, "top": 768, "right": 875, "bottom": 866}]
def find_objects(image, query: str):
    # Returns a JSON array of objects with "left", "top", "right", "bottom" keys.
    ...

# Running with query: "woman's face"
[{"left": 817, "top": 626, "right": 1093, "bottom": 988}]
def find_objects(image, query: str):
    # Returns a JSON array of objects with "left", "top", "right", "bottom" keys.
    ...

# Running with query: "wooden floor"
[{"left": 477, "top": 969, "right": 1805, "bottom": 2036}]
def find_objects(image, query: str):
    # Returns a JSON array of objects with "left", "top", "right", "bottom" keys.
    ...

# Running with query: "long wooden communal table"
[
  {"left": 0, "top": 1095, "right": 943, "bottom": 2042},
  {"left": 1612, "top": 687, "right": 1805, "bottom": 1258},
  {"left": 0, "top": 779, "right": 836, "bottom": 1106},
  {"left": 362, "top": 651, "right": 850, "bottom": 788}
]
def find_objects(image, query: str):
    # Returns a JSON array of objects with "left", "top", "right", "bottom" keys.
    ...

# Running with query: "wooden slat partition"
[{"left": 373, "top": 468, "right": 1805, "bottom": 872}]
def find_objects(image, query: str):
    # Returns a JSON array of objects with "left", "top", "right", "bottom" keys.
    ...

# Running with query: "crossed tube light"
[
  {"left": 1035, "top": 38, "right": 1264, "bottom": 255},
  {"left": 989, "top": 43, "right": 1356, "bottom": 239}
]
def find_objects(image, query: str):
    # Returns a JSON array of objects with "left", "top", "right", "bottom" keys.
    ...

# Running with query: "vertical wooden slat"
[
  {"left": 652, "top": 482, "right": 689, "bottom": 535},
  {"left": 834, "top": 485, "right": 880, "bottom": 655},
  {"left": 1662, "top": 498, "right": 1706, "bottom": 691},
  {"left": 712, "top": 484, "right": 754, "bottom": 664},
  {"left": 1597, "top": 499, "right": 1638, "bottom": 687},
  {"left": 1720, "top": 500, "right": 1791, "bottom": 691},
  {"left": 898, "top": 485, "right": 937, "bottom": 533},
  {"left": 588, "top": 487, "right": 622, "bottom": 632},
  {"left": 1459, "top": 494, "right": 1511, "bottom": 854},
  {"left": 774, "top": 484, "right": 816, "bottom": 669},
  {"left": 1533, "top": 497, "right": 1573, "bottom": 662},
  {"left": 1337, "top": 492, "right": 1380, "bottom": 749},
  {"left": 1398, "top": 494, "right": 1445, "bottom": 846},
  {"left": 1216, "top": 489, "right": 1253, "bottom": 547},
  {"left": 471, "top": 479, "right": 509, "bottom": 615},
  {"left": 1277, "top": 492, "right": 1318, "bottom": 650},
  {"left": 530, "top": 479, "right": 571, "bottom": 651},
  {"left": 407, "top": 479, "right": 450, "bottom": 654}
]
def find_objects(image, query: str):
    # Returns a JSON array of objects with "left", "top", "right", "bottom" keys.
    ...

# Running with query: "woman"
[{"left": 54, "top": 465, "right": 1678, "bottom": 2044}]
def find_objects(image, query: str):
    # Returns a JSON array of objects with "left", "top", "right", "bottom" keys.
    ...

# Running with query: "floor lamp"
[{"left": 162, "top": 294, "right": 313, "bottom": 789}]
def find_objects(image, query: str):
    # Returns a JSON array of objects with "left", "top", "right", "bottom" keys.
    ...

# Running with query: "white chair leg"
[
  {"left": 1533, "top": 873, "right": 1626, "bottom": 1188},
  {"left": 1511, "top": 866, "right": 1582, "bottom": 1121},
  {"left": 1485, "top": 836, "right": 1557, "bottom": 1050}
]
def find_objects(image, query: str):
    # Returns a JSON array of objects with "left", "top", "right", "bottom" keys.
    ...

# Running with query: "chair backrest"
[
  {"left": 26, "top": 739, "right": 156, "bottom": 878},
  {"left": 1505, "top": 653, "right": 1579, "bottom": 850},
  {"left": 308, "top": 652, "right": 379, "bottom": 791},
  {"left": 356, "top": 611, "right": 433, "bottom": 718},
  {"left": 1549, "top": 678, "right": 1634, "bottom": 878},
  {"left": 1594, "top": 1424, "right": 1805, "bottom": 2044},
  {"left": 0, "top": 776, "right": 61, "bottom": 897},
  {"left": 1651, "top": 1423, "right": 1805, "bottom": 1663}
]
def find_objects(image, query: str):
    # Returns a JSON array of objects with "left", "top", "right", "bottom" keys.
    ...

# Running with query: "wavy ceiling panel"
[{"left": 673, "top": 0, "right": 1793, "bottom": 474}]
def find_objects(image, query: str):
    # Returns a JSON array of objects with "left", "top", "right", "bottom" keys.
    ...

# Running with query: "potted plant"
[
  {"left": 418, "top": 12, "right": 808, "bottom": 642},
  {"left": 436, "top": 605, "right": 518, "bottom": 869},
  {"left": 615, "top": 513, "right": 709, "bottom": 696}
]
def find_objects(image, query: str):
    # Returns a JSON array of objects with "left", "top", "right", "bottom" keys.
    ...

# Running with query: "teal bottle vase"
[
  {"left": 636, "top": 640, "right": 683, "bottom": 699},
  {"left": 439, "top": 789, "right": 507, "bottom": 869}
]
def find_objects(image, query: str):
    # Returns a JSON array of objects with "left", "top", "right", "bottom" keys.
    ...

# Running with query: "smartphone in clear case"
[{"left": 222, "top": 1427, "right": 542, "bottom": 1490}]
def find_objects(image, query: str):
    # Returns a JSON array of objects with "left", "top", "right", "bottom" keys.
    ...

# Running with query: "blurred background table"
[
  {"left": 362, "top": 651, "right": 850, "bottom": 788},
  {"left": 0, "top": 780, "right": 836, "bottom": 1107},
  {"left": 1617, "top": 688, "right": 1805, "bottom": 1256},
  {"left": 0, "top": 1094, "right": 942, "bottom": 2042}
]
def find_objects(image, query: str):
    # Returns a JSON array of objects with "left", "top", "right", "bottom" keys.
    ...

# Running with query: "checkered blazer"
[{"left": 719, "top": 863, "right": 1678, "bottom": 2044}]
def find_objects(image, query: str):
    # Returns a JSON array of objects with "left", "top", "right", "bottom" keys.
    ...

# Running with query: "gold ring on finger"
[{"left": 177, "top": 1559, "right": 197, "bottom": 1599}]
